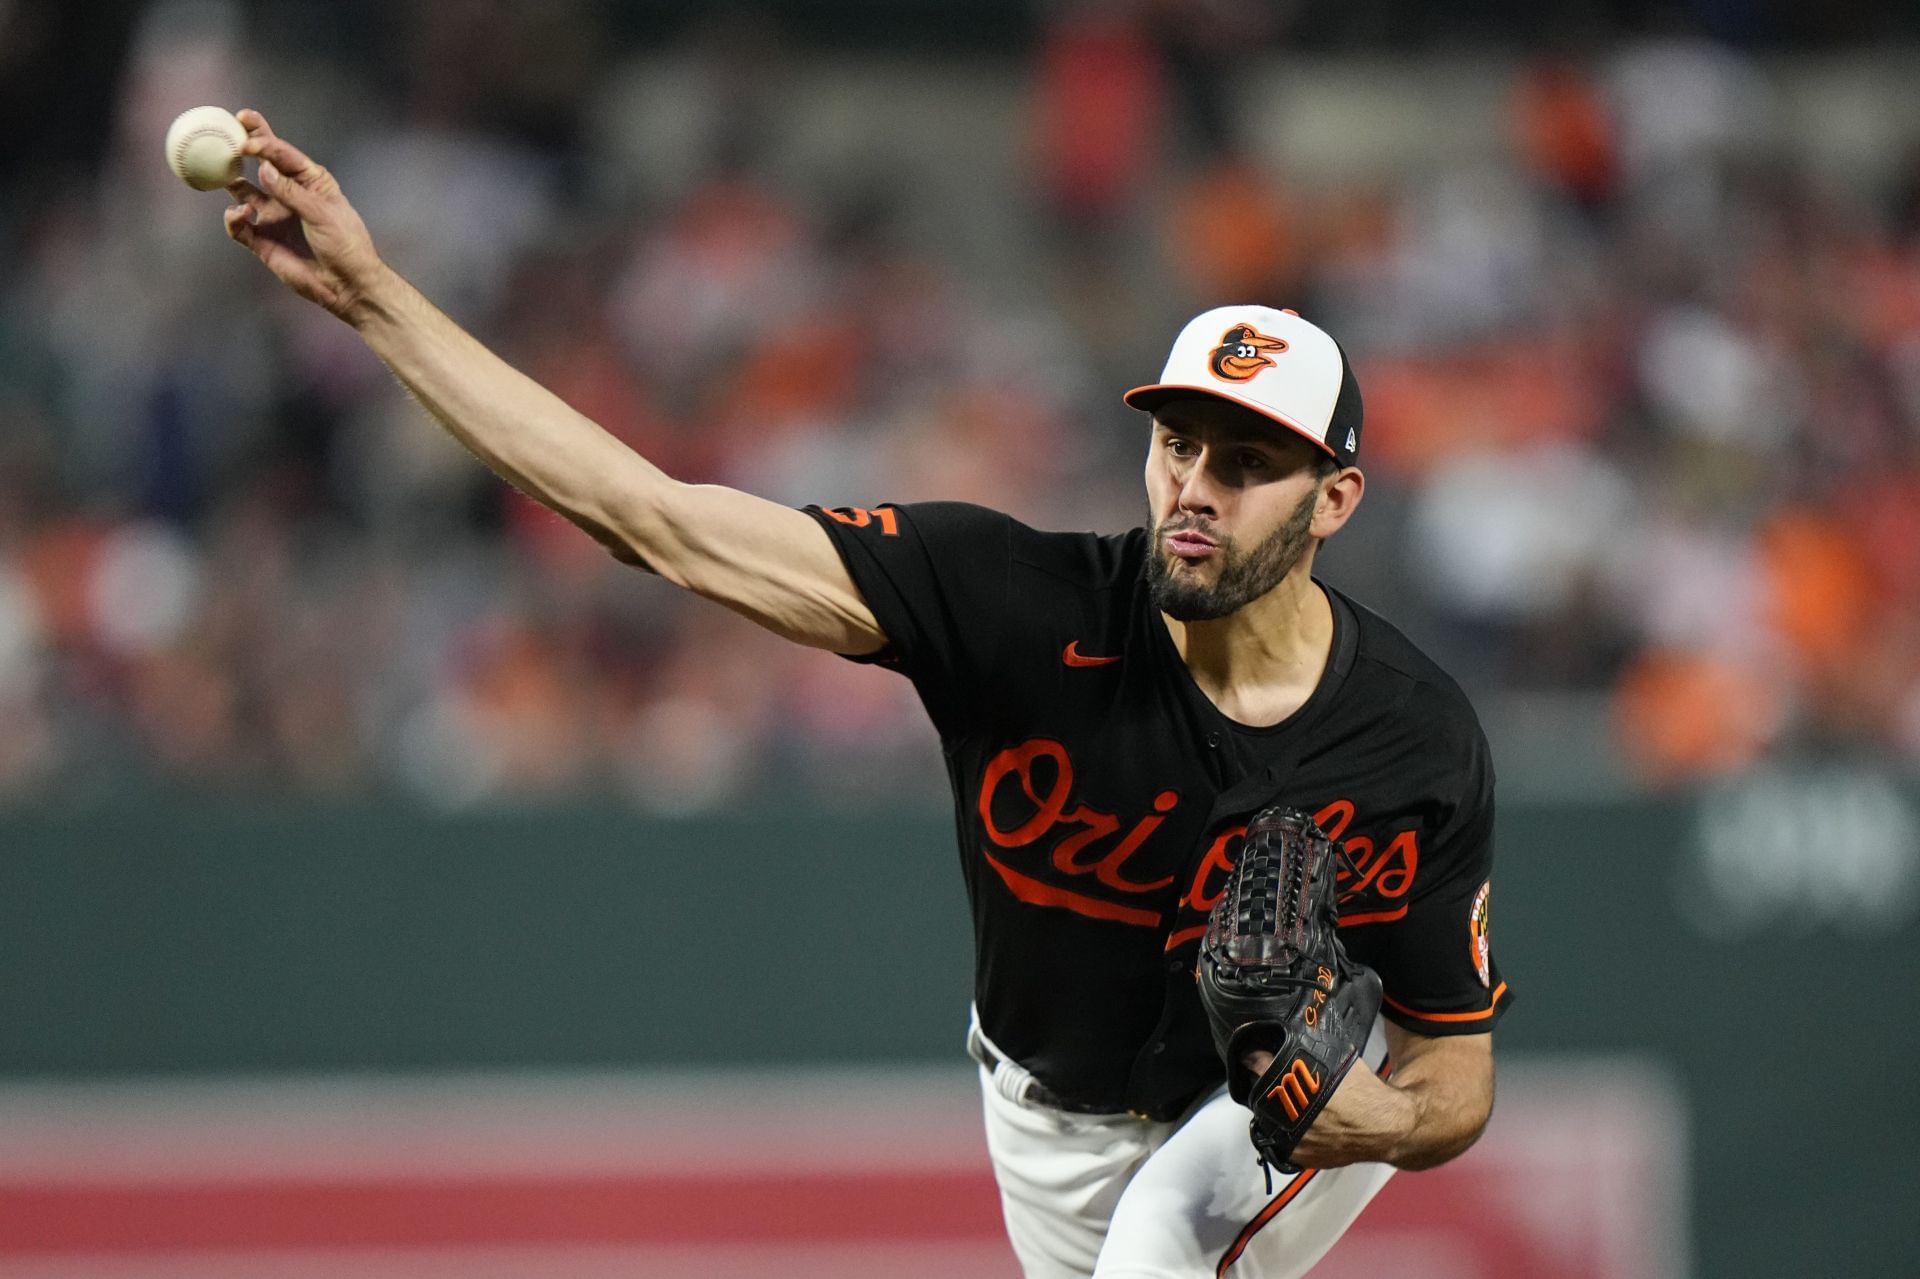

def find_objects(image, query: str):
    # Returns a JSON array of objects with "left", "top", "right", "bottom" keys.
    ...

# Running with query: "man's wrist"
[
  {"left": 1333, "top": 1067, "right": 1418, "bottom": 1166},
  {"left": 341, "top": 261, "right": 406, "bottom": 331},
  {"left": 1291, "top": 1062, "right": 1418, "bottom": 1169}
]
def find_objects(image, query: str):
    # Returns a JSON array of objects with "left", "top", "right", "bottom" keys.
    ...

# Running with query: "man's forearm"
[
  {"left": 228, "top": 116, "right": 886, "bottom": 653},
  {"left": 1285, "top": 1061, "right": 1488, "bottom": 1171},
  {"left": 346, "top": 265, "right": 670, "bottom": 564},
  {"left": 1377, "top": 1054, "right": 1493, "bottom": 1170},
  {"left": 1275, "top": 1031, "right": 1494, "bottom": 1171}
]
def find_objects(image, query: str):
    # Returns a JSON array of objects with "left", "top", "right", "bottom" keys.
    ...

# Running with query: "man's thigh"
[
  {"left": 976, "top": 1065, "right": 1181, "bottom": 1278},
  {"left": 1093, "top": 1089, "right": 1395, "bottom": 1279}
]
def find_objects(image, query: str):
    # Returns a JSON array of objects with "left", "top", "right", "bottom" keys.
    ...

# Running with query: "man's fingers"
[
  {"left": 233, "top": 121, "right": 343, "bottom": 225},
  {"left": 226, "top": 176, "right": 305, "bottom": 233},
  {"left": 255, "top": 157, "right": 327, "bottom": 222},
  {"left": 244, "top": 132, "right": 318, "bottom": 181},
  {"left": 224, "top": 202, "right": 257, "bottom": 248},
  {"left": 235, "top": 108, "right": 277, "bottom": 142}
]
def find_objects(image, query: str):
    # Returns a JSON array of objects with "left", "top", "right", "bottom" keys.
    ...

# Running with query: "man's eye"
[{"left": 1237, "top": 452, "right": 1267, "bottom": 469}]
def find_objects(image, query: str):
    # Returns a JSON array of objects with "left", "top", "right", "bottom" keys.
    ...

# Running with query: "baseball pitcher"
[{"left": 220, "top": 111, "right": 1512, "bottom": 1278}]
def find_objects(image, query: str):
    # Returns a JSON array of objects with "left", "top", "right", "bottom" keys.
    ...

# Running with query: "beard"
[{"left": 1146, "top": 487, "right": 1319, "bottom": 622}]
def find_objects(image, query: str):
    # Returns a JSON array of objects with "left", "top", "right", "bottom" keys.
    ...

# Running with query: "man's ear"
[{"left": 1311, "top": 468, "right": 1365, "bottom": 540}]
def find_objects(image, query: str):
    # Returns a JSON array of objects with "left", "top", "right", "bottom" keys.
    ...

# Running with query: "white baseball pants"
[{"left": 973, "top": 1021, "right": 1394, "bottom": 1278}]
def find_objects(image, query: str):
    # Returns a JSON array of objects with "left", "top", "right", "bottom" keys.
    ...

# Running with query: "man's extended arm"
[
  {"left": 1253, "top": 1025, "right": 1494, "bottom": 1171},
  {"left": 223, "top": 109, "right": 885, "bottom": 656}
]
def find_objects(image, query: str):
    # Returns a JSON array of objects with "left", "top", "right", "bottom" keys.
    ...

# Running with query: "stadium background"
[{"left": 3, "top": 0, "right": 1918, "bottom": 1274}]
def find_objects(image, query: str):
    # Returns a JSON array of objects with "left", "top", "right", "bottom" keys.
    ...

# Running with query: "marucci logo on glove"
[{"left": 1265, "top": 1059, "right": 1322, "bottom": 1123}]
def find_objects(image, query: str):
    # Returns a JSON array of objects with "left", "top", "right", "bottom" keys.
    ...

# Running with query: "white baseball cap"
[{"left": 1124, "top": 305, "right": 1364, "bottom": 468}]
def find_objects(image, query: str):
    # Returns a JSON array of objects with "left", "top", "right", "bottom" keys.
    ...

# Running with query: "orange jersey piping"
[{"left": 1380, "top": 981, "right": 1509, "bottom": 1023}]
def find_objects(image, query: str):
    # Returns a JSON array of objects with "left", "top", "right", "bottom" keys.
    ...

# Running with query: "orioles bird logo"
[{"left": 1208, "top": 324, "right": 1289, "bottom": 383}]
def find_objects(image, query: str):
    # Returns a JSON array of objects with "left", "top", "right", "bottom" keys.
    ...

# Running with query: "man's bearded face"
[{"left": 1146, "top": 483, "right": 1319, "bottom": 622}]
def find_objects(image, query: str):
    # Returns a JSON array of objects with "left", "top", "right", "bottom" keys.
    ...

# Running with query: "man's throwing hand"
[{"left": 223, "top": 110, "right": 387, "bottom": 321}]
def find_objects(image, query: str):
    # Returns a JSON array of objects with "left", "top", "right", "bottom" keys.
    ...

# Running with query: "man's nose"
[{"left": 1177, "top": 451, "right": 1222, "bottom": 514}]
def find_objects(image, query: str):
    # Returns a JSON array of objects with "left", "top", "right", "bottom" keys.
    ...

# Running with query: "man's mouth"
[{"left": 1164, "top": 529, "right": 1219, "bottom": 561}]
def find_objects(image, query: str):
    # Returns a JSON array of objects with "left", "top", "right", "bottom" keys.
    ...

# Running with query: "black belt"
[{"left": 968, "top": 1032, "right": 1159, "bottom": 1119}]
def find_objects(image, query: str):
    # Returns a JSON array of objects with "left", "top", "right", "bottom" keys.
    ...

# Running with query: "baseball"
[{"left": 163, "top": 106, "right": 246, "bottom": 191}]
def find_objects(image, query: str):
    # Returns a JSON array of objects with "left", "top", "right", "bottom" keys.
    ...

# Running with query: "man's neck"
[{"left": 1161, "top": 566, "right": 1334, "bottom": 729}]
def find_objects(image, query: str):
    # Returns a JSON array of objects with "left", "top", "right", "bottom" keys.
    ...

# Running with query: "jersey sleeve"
[
  {"left": 802, "top": 501, "right": 1014, "bottom": 735},
  {"left": 1354, "top": 734, "right": 1514, "bottom": 1038}
]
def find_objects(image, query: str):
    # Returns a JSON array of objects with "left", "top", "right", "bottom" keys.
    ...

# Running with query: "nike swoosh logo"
[{"left": 1063, "top": 641, "right": 1122, "bottom": 668}]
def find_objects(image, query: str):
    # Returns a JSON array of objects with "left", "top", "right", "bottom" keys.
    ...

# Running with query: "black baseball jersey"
[{"left": 806, "top": 500, "right": 1514, "bottom": 1120}]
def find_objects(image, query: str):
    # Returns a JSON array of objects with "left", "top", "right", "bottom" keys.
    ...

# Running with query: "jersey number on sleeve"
[{"left": 824, "top": 506, "right": 900, "bottom": 536}]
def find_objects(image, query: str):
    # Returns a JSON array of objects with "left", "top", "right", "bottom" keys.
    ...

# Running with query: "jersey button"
[
  {"left": 1148, "top": 1041, "right": 1166, "bottom": 1055},
  {"left": 1205, "top": 731, "right": 1221, "bottom": 749}
]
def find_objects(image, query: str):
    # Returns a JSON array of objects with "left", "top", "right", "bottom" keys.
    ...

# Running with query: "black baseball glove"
[{"left": 1196, "top": 805, "right": 1382, "bottom": 1174}]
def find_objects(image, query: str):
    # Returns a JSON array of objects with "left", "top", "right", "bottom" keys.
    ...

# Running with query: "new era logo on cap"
[{"left": 1123, "top": 305, "right": 1364, "bottom": 467}]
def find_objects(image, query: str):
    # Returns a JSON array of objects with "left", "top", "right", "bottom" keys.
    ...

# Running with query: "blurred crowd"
[{"left": 3, "top": 0, "right": 1919, "bottom": 806}]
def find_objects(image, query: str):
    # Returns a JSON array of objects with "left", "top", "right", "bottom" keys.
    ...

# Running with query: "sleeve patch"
[{"left": 1469, "top": 880, "right": 1492, "bottom": 988}]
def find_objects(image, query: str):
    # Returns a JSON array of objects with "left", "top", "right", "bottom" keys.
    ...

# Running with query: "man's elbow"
[
  {"left": 1393, "top": 1087, "right": 1494, "bottom": 1172},
  {"left": 571, "top": 516, "right": 657, "bottom": 573},
  {"left": 601, "top": 535, "right": 657, "bottom": 573}
]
